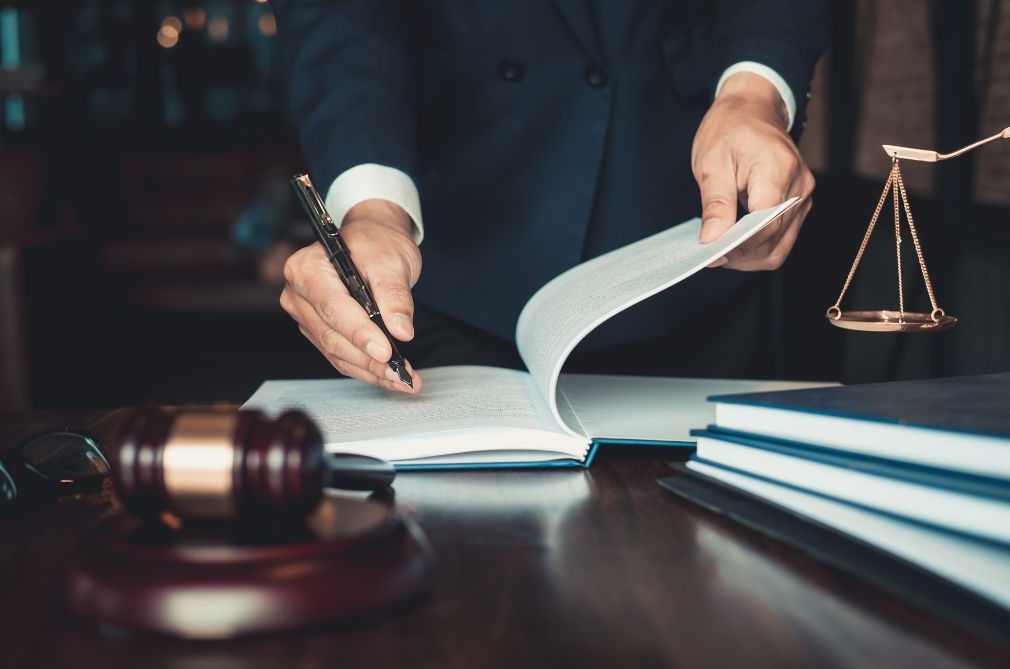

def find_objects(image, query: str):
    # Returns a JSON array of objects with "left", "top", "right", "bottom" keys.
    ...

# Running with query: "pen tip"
[{"left": 396, "top": 365, "right": 414, "bottom": 389}]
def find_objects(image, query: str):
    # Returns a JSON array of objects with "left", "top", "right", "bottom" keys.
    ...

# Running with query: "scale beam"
[
  {"left": 882, "top": 126, "right": 1010, "bottom": 162},
  {"left": 827, "top": 124, "right": 1008, "bottom": 333}
]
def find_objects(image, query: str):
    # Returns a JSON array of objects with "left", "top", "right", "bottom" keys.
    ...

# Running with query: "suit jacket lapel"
[{"left": 550, "top": 0, "right": 605, "bottom": 65}]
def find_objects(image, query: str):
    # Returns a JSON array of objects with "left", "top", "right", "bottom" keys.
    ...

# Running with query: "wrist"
[
  {"left": 343, "top": 199, "right": 416, "bottom": 241},
  {"left": 715, "top": 72, "right": 789, "bottom": 130}
]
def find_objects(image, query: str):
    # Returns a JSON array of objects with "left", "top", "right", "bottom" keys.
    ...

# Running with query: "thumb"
[
  {"left": 366, "top": 255, "right": 417, "bottom": 342},
  {"left": 697, "top": 167, "right": 739, "bottom": 244},
  {"left": 744, "top": 169, "right": 788, "bottom": 213}
]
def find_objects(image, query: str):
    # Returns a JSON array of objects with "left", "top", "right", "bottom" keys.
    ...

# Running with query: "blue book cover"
[{"left": 711, "top": 372, "right": 1010, "bottom": 440}]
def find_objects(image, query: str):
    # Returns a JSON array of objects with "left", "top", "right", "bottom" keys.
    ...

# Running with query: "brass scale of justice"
[{"left": 825, "top": 125, "right": 1010, "bottom": 333}]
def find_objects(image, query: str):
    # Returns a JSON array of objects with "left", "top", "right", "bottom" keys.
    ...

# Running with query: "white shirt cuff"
[
  {"left": 715, "top": 61, "right": 797, "bottom": 132},
  {"left": 324, "top": 163, "right": 425, "bottom": 245}
]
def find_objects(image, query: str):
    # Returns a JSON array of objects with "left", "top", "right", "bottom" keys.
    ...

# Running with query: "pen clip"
[{"left": 290, "top": 174, "right": 340, "bottom": 238}]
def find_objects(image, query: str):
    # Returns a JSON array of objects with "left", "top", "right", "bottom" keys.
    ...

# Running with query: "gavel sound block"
[{"left": 64, "top": 409, "right": 431, "bottom": 639}]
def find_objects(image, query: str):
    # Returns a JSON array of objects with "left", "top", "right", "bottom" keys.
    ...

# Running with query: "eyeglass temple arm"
[{"left": 882, "top": 126, "right": 1010, "bottom": 162}]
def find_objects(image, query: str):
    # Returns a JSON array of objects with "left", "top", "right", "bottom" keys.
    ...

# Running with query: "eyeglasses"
[{"left": 0, "top": 430, "right": 110, "bottom": 508}]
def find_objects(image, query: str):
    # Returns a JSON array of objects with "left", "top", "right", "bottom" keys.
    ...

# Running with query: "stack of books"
[{"left": 668, "top": 372, "right": 1010, "bottom": 612}]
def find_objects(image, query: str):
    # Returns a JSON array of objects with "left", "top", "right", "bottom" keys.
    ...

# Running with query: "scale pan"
[{"left": 826, "top": 309, "right": 957, "bottom": 332}]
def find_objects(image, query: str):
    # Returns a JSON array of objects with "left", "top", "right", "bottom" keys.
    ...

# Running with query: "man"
[{"left": 272, "top": 1, "right": 832, "bottom": 393}]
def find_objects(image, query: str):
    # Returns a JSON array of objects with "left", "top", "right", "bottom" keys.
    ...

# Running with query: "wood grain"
[{"left": 0, "top": 409, "right": 1008, "bottom": 669}]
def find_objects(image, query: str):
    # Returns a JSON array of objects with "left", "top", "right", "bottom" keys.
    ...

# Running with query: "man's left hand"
[{"left": 691, "top": 71, "right": 815, "bottom": 270}]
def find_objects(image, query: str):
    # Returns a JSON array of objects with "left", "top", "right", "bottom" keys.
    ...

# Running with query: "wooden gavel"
[
  {"left": 110, "top": 408, "right": 394, "bottom": 523},
  {"left": 67, "top": 409, "right": 427, "bottom": 639}
]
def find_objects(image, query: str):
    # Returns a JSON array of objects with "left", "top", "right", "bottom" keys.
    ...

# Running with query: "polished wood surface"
[
  {"left": 64, "top": 496, "right": 429, "bottom": 638},
  {"left": 1, "top": 409, "right": 1008, "bottom": 669}
]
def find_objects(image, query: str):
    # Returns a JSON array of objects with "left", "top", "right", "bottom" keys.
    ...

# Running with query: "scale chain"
[
  {"left": 830, "top": 170, "right": 893, "bottom": 311},
  {"left": 893, "top": 161, "right": 941, "bottom": 314},
  {"left": 893, "top": 159, "right": 904, "bottom": 315}
]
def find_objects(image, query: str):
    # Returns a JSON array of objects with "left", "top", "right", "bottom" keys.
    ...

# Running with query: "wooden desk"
[{"left": 0, "top": 409, "right": 1007, "bottom": 669}]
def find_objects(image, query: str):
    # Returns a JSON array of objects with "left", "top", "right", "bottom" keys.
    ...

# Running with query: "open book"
[{"left": 244, "top": 199, "right": 824, "bottom": 468}]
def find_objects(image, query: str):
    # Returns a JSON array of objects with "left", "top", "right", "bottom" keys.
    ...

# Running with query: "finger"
[
  {"left": 279, "top": 284, "right": 300, "bottom": 320},
  {"left": 297, "top": 239, "right": 416, "bottom": 345},
  {"left": 765, "top": 197, "right": 813, "bottom": 263},
  {"left": 726, "top": 216, "right": 788, "bottom": 263},
  {"left": 286, "top": 243, "right": 346, "bottom": 304},
  {"left": 328, "top": 351, "right": 423, "bottom": 393},
  {"left": 292, "top": 293, "right": 423, "bottom": 392},
  {"left": 708, "top": 206, "right": 786, "bottom": 269},
  {"left": 721, "top": 221, "right": 788, "bottom": 270},
  {"left": 709, "top": 221, "right": 784, "bottom": 268},
  {"left": 744, "top": 152, "right": 798, "bottom": 212},
  {"left": 283, "top": 258, "right": 386, "bottom": 368},
  {"left": 337, "top": 358, "right": 423, "bottom": 393},
  {"left": 282, "top": 242, "right": 422, "bottom": 391},
  {"left": 363, "top": 259, "right": 416, "bottom": 342},
  {"left": 721, "top": 162, "right": 808, "bottom": 270},
  {"left": 744, "top": 169, "right": 790, "bottom": 214},
  {"left": 296, "top": 265, "right": 394, "bottom": 363},
  {"left": 696, "top": 154, "right": 739, "bottom": 244},
  {"left": 298, "top": 324, "right": 422, "bottom": 394},
  {"left": 722, "top": 202, "right": 798, "bottom": 269},
  {"left": 290, "top": 293, "right": 397, "bottom": 378},
  {"left": 724, "top": 198, "right": 813, "bottom": 271},
  {"left": 287, "top": 243, "right": 391, "bottom": 358}
]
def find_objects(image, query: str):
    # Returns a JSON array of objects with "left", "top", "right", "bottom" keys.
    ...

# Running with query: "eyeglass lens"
[
  {"left": 0, "top": 465, "right": 15, "bottom": 502},
  {"left": 20, "top": 432, "right": 110, "bottom": 482}
]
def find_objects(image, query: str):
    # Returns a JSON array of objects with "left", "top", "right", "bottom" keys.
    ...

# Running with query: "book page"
[
  {"left": 687, "top": 460, "right": 1010, "bottom": 610},
  {"left": 558, "top": 374, "right": 834, "bottom": 442},
  {"left": 515, "top": 199, "right": 801, "bottom": 434},
  {"left": 243, "top": 366, "right": 566, "bottom": 443}
]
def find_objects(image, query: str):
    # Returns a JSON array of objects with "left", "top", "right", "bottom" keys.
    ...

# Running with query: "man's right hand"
[{"left": 280, "top": 199, "right": 423, "bottom": 393}]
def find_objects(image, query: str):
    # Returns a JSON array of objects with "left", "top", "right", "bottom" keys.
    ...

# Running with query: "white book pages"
[
  {"left": 696, "top": 437, "right": 1010, "bottom": 544},
  {"left": 687, "top": 460, "right": 1010, "bottom": 610},
  {"left": 243, "top": 366, "right": 588, "bottom": 462},
  {"left": 714, "top": 403, "right": 1010, "bottom": 481},
  {"left": 516, "top": 199, "right": 802, "bottom": 435},
  {"left": 560, "top": 375, "right": 833, "bottom": 443}
]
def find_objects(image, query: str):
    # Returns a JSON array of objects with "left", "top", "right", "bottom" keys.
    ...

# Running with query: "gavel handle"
[{"left": 324, "top": 454, "right": 397, "bottom": 491}]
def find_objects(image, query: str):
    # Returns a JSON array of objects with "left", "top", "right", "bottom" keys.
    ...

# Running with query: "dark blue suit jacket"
[{"left": 273, "top": 0, "right": 832, "bottom": 345}]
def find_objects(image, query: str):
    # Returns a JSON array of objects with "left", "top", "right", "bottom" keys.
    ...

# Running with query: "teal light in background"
[
  {"left": 0, "top": 6, "right": 26, "bottom": 131},
  {"left": 5, "top": 95, "right": 25, "bottom": 130},
  {"left": 0, "top": 6, "right": 19, "bottom": 68}
]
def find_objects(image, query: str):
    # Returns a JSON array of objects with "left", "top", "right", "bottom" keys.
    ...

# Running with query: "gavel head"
[{"left": 110, "top": 408, "right": 324, "bottom": 524}]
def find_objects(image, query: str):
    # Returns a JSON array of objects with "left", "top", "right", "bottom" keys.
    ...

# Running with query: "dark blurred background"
[{"left": 0, "top": 0, "right": 1007, "bottom": 411}]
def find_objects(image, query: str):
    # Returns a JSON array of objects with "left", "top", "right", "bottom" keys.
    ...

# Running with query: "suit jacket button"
[
  {"left": 498, "top": 60, "right": 525, "bottom": 82},
  {"left": 584, "top": 64, "right": 609, "bottom": 88}
]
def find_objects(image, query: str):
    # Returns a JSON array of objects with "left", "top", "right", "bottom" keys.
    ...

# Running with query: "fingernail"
[
  {"left": 393, "top": 313, "right": 414, "bottom": 339},
  {"left": 709, "top": 256, "right": 728, "bottom": 268},
  {"left": 699, "top": 225, "right": 717, "bottom": 244},
  {"left": 384, "top": 367, "right": 399, "bottom": 382},
  {"left": 365, "top": 340, "right": 388, "bottom": 362}
]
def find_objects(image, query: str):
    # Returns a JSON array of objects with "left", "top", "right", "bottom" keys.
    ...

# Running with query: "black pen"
[{"left": 290, "top": 173, "right": 414, "bottom": 389}]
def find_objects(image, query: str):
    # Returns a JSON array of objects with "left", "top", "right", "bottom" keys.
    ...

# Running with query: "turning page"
[{"left": 515, "top": 199, "right": 801, "bottom": 434}]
